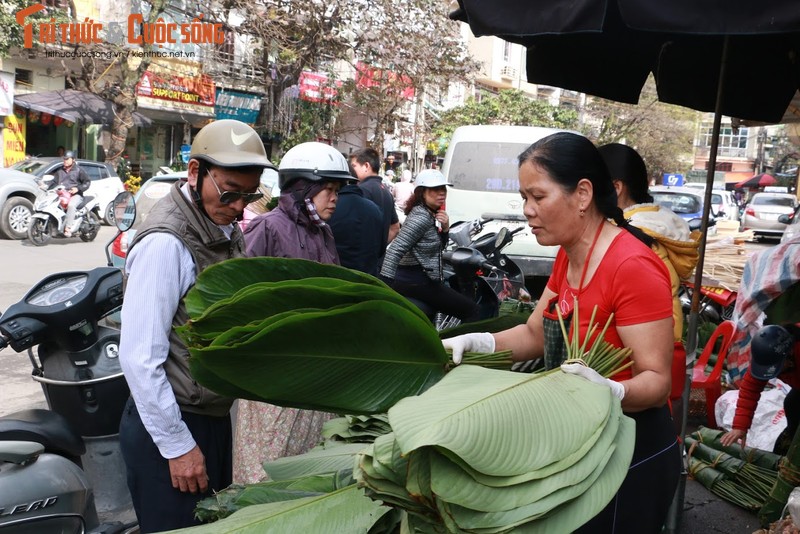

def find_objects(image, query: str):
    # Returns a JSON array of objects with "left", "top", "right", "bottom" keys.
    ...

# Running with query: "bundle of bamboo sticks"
[{"left": 694, "top": 234, "right": 751, "bottom": 291}]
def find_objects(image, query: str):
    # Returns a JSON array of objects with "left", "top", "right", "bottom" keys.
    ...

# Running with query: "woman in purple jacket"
[{"left": 234, "top": 142, "right": 353, "bottom": 483}]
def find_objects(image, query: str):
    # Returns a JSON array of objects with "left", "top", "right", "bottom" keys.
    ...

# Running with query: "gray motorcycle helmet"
[{"left": 190, "top": 120, "right": 275, "bottom": 170}]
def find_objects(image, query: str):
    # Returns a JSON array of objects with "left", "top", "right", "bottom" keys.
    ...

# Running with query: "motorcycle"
[
  {"left": 0, "top": 192, "right": 138, "bottom": 533},
  {"left": 27, "top": 184, "right": 102, "bottom": 246},
  {"left": 421, "top": 218, "right": 529, "bottom": 330}
]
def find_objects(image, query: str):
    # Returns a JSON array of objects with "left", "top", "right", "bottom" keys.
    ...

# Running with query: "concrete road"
[{"left": 0, "top": 226, "right": 118, "bottom": 416}]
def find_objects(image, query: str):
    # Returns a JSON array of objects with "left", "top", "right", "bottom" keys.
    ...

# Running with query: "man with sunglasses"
[{"left": 117, "top": 119, "right": 275, "bottom": 532}]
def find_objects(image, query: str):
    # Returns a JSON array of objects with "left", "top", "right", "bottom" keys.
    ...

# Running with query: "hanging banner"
[
  {"left": 214, "top": 89, "right": 262, "bottom": 124},
  {"left": 298, "top": 71, "right": 341, "bottom": 103},
  {"left": 4, "top": 114, "right": 26, "bottom": 166},
  {"left": 0, "top": 72, "right": 13, "bottom": 116},
  {"left": 355, "top": 62, "right": 415, "bottom": 100}
]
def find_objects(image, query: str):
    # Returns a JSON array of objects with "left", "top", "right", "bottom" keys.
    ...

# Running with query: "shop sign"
[
  {"left": 136, "top": 71, "right": 215, "bottom": 116},
  {"left": 0, "top": 72, "right": 13, "bottom": 116},
  {"left": 4, "top": 113, "right": 26, "bottom": 166},
  {"left": 215, "top": 89, "right": 262, "bottom": 124},
  {"left": 298, "top": 72, "right": 341, "bottom": 103}
]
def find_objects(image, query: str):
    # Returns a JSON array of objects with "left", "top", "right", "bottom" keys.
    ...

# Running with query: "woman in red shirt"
[{"left": 444, "top": 132, "right": 679, "bottom": 533}]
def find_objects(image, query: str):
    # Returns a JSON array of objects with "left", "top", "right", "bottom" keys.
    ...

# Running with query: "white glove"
[
  {"left": 561, "top": 363, "right": 626, "bottom": 400},
  {"left": 442, "top": 333, "right": 495, "bottom": 365}
]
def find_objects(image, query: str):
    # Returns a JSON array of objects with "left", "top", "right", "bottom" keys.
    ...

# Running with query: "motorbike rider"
[
  {"left": 117, "top": 119, "right": 274, "bottom": 532},
  {"left": 49, "top": 150, "right": 90, "bottom": 237},
  {"left": 380, "top": 169, "right": 480, "bottom": 323}
]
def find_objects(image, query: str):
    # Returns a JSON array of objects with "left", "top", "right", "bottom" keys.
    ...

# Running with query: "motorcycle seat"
[
  {"left": 0, "top": 409, "right": 85, "bottom": 458},
  {"left": 406, "top": 297, "right": 437, "bottom": 321}
]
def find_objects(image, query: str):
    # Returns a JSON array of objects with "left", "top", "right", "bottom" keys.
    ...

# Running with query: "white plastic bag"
[{"left": 715, "top": 380, "right": 790, "bottom": 451}]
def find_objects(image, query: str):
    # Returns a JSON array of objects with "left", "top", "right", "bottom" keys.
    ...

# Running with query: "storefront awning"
[{"left": 14, "top": 89, "right": 151, "bottom": 127}]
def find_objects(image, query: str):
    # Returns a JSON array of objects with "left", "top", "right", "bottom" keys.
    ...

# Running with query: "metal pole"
[{"left": 664, "top": 35, "right": 730, "bottom": 534}]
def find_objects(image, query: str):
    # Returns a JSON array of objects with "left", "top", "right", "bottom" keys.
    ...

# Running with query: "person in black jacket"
[
  {"left": 349, "top": 148, "right": 400, "bottom": 254},
  {"left": 329, "top": 184, "right": 385, "bottom": 275},
  {"left": 51, "top": 150, "right": 90, "bottom": 236}
]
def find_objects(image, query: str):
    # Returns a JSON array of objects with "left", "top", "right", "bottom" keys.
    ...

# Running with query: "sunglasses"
[{"left": 207, "top": 171, "right": 264, "bottom": 205}]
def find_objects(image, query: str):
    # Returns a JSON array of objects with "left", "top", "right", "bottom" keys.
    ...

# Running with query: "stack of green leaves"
[
  {"left": 322, "top": 414, "right": 392, "bottom": 443},
  {"left": 176, "top": 257, "right": 449, "bottom": 414},
  {"left": 355, "top": 366, "right": 636, "bottom": 533}
]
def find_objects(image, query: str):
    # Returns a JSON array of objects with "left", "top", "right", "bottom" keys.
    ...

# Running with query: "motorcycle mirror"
[
  {"left": 113, "top": 191, "right": 137, "bottom": 232},
  {"left": 41, "top": 174, "right": 54, "bottom": 183},
  {"left": 779, "top": 214, "right": 791, "bottom": 224},
  {"left": 105, "top": 192, "right": 137, "bottom": 267},
  {"left": 494, "top": 227, "right": 509, "bottom": 249}
]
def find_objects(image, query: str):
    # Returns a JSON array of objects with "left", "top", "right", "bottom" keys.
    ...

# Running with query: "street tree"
[
  {"left": 219, "top": 0, "right": 479, "bottom": 154},
  {"left": 585, "top": 77, "right": 698, "bottom": 179},
  {"left": 0, "top": 0, "right": 68, "bottom": 57},
  {"left": 73, "top": 0, "right": 169, "bottom": 168}
]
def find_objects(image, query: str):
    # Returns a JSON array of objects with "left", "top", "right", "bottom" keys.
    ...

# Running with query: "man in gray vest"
[{"left": 118, "top": 120, "right": 275, "bottom": 532}]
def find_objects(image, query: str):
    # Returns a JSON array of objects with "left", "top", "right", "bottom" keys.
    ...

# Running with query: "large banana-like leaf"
[
  {"left": 184, "top": 257, "right": 387, "bottom": 318},
  {"left": 429, "top": 408, "right": 621, "bottom": 512},
  {"left": 514, "top": 415, "right": 636, "bottom": 533},
  {"left": 164, "top": 485, "right": 389, "bottom": 534},
  {"left": 182, "top": 277, "right": 429, "bottom": 342},
  {"left": 433, "top": 406, "right": 611, "bottom": 488},
  {"left": 389, "top": 367, "right": 612, "bottom": 476},
  {"left": 443, "top": 446, "right": 614, "bottom": 531},
  {"left": 189, "top": 301, "right": 447, "bottom": 414},
  {"left": 263, "top": 442, "right": 367, "bottom": 481}
]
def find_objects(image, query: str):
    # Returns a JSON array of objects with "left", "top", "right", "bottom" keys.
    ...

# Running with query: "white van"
[{"left": 441, "top": 125, "right": 565, "bottom": 279}]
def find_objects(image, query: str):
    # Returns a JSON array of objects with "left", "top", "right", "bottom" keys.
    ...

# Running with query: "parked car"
[
  {"left": 11, "top": 157, "right": 124, "bottom": 226},
  {"left": 0, "top": 167, "right": 40, "bottom": 239},
  {"left": 739, "top": 192, "right": 798, "bottom": 239},
  {"left": 649, "top": 185, "right": 717, "bottom": 234},
  {"left": 710, "top": 190, "right": 739, "bottom": 221}
]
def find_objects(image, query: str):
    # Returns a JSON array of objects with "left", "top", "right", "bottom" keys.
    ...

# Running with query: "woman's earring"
[{"left": 579, "top": 207, "right": 585, "bottom": 217}]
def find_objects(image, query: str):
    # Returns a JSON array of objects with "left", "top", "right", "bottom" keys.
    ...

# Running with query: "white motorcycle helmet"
[
  {"left": 279, "top": 142, "right": 354, "bottom": 189},
  {"left": 414, "top": 169, "right": 453, "bottom": 190}
]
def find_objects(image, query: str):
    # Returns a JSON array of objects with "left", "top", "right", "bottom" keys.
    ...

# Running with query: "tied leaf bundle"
[
  {"left": 355, "top": 366, "right": 636, "bottom": 533},
  {"left": 558, "top": 298, "right": 633, "bottom": 379},
  {"left": 685, "top": 435, "right": 777, "bottom": 511},
  {"left": 176, "top": 257, "right": 449, "bottom": 415}
]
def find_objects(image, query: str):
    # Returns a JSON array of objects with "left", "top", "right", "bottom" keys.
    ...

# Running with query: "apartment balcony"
[
  {"left": 201, "top": 47, "right": 266, "bottom": 86},
  {"left": 499, "top": 65, "right": 518, "bottom": 80}
]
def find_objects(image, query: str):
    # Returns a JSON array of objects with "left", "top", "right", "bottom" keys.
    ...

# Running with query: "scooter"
[
  {"left": 0, "top": 192, "right": 138, "bottom": 533},
  {"left": 421, "top": 218, "right": 528, "bottom": 330},
  {"left": 27, "top": 184, "right": 102, "bottom": 246}
]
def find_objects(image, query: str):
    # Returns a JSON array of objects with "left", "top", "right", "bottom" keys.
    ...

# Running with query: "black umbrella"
[{"left": 450, "top": 1, "right": 800, "bottom": 530}]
